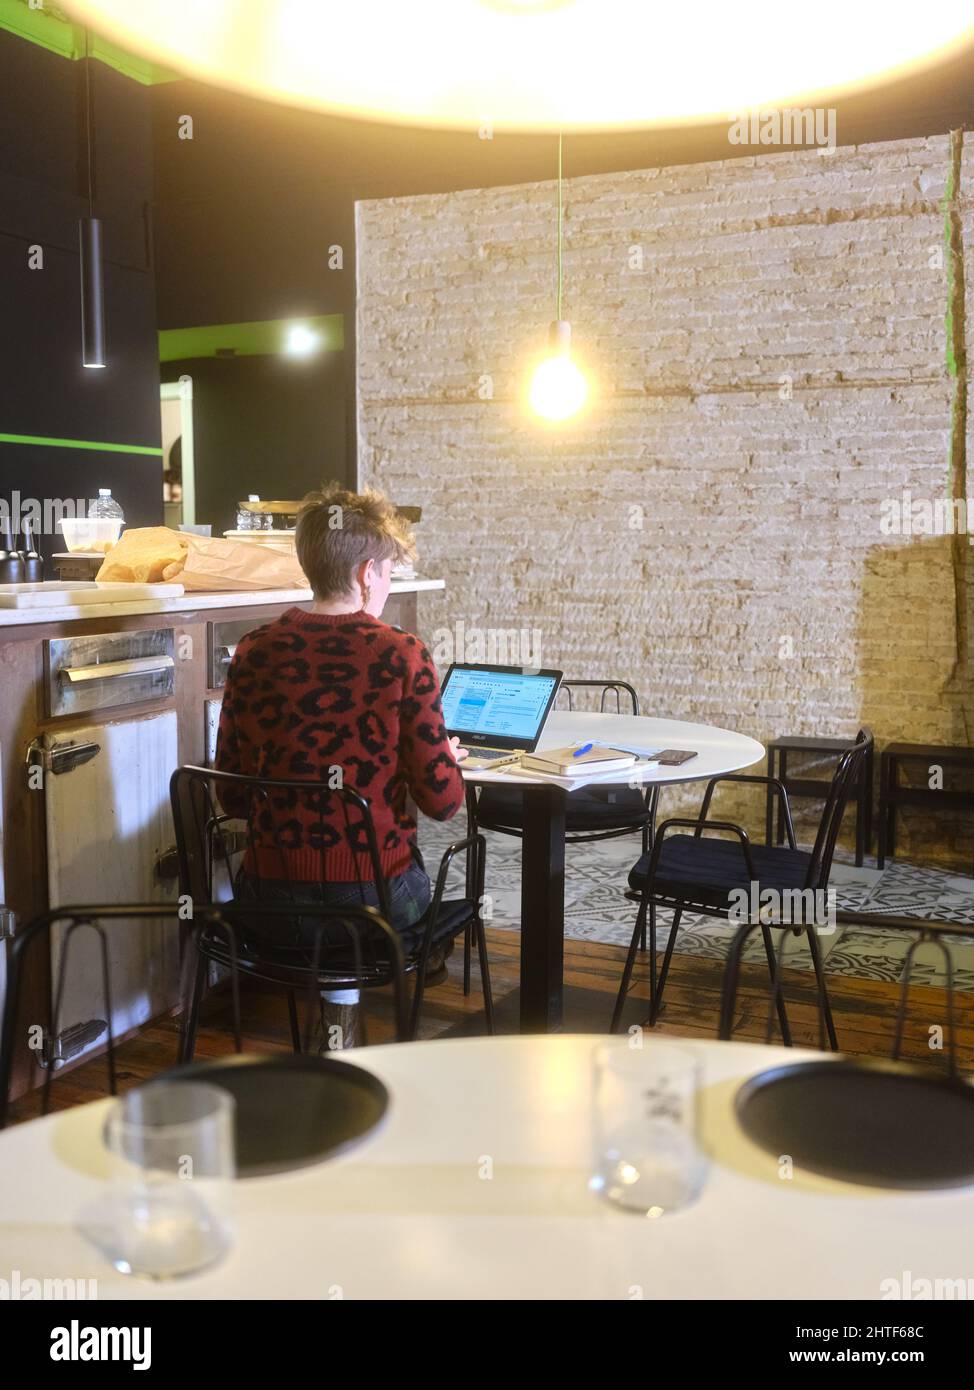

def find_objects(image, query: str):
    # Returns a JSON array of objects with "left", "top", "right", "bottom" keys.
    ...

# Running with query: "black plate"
[
  {"left": 161, "top": 1054, "right": 389, "bottom": 1178},
  {"left": 735, "top": 1059, "right": 974, "bottom": 1190}
]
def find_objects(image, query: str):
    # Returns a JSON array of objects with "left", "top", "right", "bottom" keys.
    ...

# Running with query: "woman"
[{"left": 214, "top": 483, "right": 468, "bottom": 1039}]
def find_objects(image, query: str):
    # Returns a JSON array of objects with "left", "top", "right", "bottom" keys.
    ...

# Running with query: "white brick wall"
[{"left": 358, "top": 135, "right": 973, "bottom": 865}]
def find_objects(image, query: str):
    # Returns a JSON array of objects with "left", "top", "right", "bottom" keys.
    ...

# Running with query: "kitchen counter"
[{"left": 0, "top": 576, "right": 444, "bottom": 628}]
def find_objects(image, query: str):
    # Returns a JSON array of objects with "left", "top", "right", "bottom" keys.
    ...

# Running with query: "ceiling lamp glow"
[{"left": 62, "top": 1, "right": 974, "bottom": 132}]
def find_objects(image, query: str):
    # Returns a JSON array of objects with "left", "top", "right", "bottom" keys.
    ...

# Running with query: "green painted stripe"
[
  {"left": 0, "top": 0, "right": 179, "bottom": 85},
  {"left": 0, "top": 432, "right": 163, "bottom": 456},
  {"left": 159, "top": 314, "right": 345, "bottom": 362}
]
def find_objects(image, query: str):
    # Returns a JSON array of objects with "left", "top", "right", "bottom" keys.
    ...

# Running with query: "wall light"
[{"left": 284, "top": 324, "right": 321, "bottom": 356}]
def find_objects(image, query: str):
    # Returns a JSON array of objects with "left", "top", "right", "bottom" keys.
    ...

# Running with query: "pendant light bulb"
[
  {"left": 529, "top": 134, "right": 588, "bottom": 423},
  {"left": 529, "top": 320, "right": 588, "bottom": 421}
]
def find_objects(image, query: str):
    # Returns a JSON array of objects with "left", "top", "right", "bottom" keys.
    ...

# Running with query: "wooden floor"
[{"left": 7, "top": 928, "right": 974, "bottom": 1123}]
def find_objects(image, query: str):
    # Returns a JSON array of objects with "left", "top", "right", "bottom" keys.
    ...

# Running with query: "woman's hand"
[{"left": 448, "top": 736, "right": 469, "bottom": 763}]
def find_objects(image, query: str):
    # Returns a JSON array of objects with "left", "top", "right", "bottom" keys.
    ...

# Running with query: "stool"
[
  {"left": 878, "top": 743, "right": 974, "bottom": 875},
  {"left": 766, "top": 731, "right": 874, "bottom": 867}
]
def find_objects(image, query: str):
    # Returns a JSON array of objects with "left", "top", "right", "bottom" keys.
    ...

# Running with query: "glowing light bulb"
[
  {"left": 285, "top": 324, "right": 320, "bottom": 356},
  {"left": 529, "top": 354, "right": 588, "bottom": 421},
  {"left": 528, "top": 321, "right": 589, "bottom": 422}
]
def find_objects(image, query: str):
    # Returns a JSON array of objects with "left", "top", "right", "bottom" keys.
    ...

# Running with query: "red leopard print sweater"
[{"left": 214, "top": 607, "right": 464, "bottom": 882}]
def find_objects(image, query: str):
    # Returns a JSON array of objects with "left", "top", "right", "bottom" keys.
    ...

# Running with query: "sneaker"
[{"left": 423, "top": 940, "right": 453, "bottom": 986}]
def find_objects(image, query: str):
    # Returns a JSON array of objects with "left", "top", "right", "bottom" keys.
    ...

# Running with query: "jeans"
[{"left": 235, "top": 862, "right": 432, "bottom": 1004}]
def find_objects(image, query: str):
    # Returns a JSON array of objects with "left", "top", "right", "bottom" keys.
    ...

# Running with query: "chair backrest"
[
  {"left": 557, "top": 679, "right": 640, "bottom": 716},
  {"left": 719, "top": 908, "right": 974, "bottom": 1071},
  {"left": 804, "top": 727, "right": 873, "bottom": 890},
  {"left": 0, "top": 904, "right": 184, "bottom": 1130},
  {"left": 170, "top": 765, "right": 391, "bottom": 920},
  {"left": 0, "top": 900, "right": 408, "bottom": 1129}
]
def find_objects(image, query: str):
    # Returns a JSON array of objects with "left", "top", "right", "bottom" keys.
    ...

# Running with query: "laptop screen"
[{"left": 441, "top": 666, "right": 561, "bottom": 747}]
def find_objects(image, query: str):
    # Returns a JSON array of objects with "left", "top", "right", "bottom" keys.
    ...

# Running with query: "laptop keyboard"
[{"left": 468, "top": 747, "right": 519, "bottom": 759}]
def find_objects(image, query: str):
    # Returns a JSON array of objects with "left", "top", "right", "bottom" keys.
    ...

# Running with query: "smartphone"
[{"left": 653, "top": 749, "right": 698, "bottom": 766}]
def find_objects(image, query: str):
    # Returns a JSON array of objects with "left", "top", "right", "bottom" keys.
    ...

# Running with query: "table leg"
[
  {"left": 519, "top": 783, "right": 567, "bottom": 1033},
  {"left": 877, "top": 752, "right": 890, "bottom": 869},
  {"left": 887, "top": 763, "right": 898, "bottom": 862},
  {"left": 863, "top": 743, "right": 874, "bottom": 861}
]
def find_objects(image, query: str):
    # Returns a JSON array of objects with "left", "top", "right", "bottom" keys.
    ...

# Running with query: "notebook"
[{"left": 520, "top": 745, "right": 637, "bottom": 777}]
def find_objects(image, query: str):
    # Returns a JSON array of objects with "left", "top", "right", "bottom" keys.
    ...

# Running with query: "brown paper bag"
[
  {"left": 163, "top": 534, "right": 308, "bottom": 591},
  {"left": 95, "top": 527, "right": 189, "bottom": 583}
]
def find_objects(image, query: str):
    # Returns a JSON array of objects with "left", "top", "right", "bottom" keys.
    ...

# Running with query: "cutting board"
[{"left": 0, "top": 581, "right": 185, "bottom": 608}]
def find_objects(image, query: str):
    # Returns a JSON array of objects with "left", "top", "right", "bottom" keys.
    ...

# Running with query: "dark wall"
[
  {"left": 162, "top": 351, "right": 345, "bottom": 538},
  {"left": 0, "top": 31, "right": 162, "bottom": 561},
  {"left": 152, "top": 85, "right": 355, "bottom": 495}
]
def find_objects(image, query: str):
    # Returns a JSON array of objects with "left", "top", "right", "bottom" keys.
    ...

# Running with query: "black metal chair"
[
  {"left": 611, "top": 728, "right": 874, "bottom": 1045},
  {"left": 178, "top": 899, "right": 410, "bottom": 1059},
  {"left": 170, "top": 765, "right": 494, "bottom": 1044},
  {"left": 470, "top": 680, "right": 656, "bottom": 847},
  {"left": 464, "top": 680, "right": 659, "bottom": 979},
  {"left": 719, "top": 908, "right": 974, "bottom": 1073},
  {"left": 0, "top": 901, "right": 406, "bottom": 1129}
]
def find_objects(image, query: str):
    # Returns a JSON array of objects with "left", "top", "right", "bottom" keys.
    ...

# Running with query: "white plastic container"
[{"left": 59, "top": 517, "right": 124, "bottom": 554}]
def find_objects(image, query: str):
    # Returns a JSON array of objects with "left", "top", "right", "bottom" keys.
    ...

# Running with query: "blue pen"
[{"left": 573, "top": 742, "right": 594, "bottom": 758}]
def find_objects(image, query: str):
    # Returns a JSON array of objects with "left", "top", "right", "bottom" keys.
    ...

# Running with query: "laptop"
[{"left": 440, "top": 663, "right": 563, "bottom": 770}]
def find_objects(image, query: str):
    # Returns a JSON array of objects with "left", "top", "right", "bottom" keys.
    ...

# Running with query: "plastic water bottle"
[
  {"left": 236, "top": 496, "right": 255, "bottom": 531},
  {"left": 90, "top": 488, "right": 124, "bottom": 521}
]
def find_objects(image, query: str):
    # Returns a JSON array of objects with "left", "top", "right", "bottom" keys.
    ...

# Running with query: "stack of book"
[{"left": 519, "top": 745, "right": 637, "bottom": 777}]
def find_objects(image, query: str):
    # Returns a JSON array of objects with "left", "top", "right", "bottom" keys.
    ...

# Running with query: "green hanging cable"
[{"left": 557, "top": 131, "right": 563, "bottom": 321}]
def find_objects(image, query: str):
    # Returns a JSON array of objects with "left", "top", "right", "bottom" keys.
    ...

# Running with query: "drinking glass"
[
  {"left": 592, "top": 1040, "right": 707, "bottom": 1215},
  {"left": 104, "top": 1081, "right": 235, "bottom": 1278}
]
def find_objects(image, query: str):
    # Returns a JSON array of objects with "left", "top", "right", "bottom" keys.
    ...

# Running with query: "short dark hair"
[{"left": 295, "top": 483, "right": 416, "bottom": 599}]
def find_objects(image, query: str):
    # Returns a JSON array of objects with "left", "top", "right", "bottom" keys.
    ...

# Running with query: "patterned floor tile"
[{"left": 419, "top": 819, "right": 971, "bottom": 991}]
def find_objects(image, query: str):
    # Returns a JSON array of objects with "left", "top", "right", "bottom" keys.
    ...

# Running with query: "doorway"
[{"left": 160, "top": 379, "right": 195, "bottom": 528}]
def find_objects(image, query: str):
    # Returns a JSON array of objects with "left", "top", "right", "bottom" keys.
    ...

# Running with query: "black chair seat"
[
  {"left": 477, "top": 782, "right": 649, "bottom": 834},
  {"left": 401, "top": 897, "right": 475, "bottom": 955},
  {"left": 204, "top": 896, "right": 477, "bottom": 975},
  {"left": 628, "top": 835, "right": 814, "bottom": 908}
]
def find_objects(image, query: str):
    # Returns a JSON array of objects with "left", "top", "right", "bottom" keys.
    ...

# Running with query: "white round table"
[
  {"left": 462, "top": 712, "right": 764, "bottom": 1030},
  {"left": 466, "top": 710, "right": 764, "bottom": 791},
  {"left": 1, "top": 1036, "right": 969, "bottom": 1300}
]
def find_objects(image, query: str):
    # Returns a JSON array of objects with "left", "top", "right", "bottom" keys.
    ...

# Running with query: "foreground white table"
[
  {"left": 1, "top": 1036, "right": 969, "bottom": 1301},
  {"left": 462, "top": 712, "right": 764, "bottom": 1030}
]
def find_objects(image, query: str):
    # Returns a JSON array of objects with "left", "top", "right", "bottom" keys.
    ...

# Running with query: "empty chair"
[
  {"left": 611, "top": 728, "right": 874, "bottom": 1044},
  {"left": 0, "top": 901, "right": 406, "bottom": 1129},
  {"left": 719, "top": 907, "right": 974, "bottom": 1069}
]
